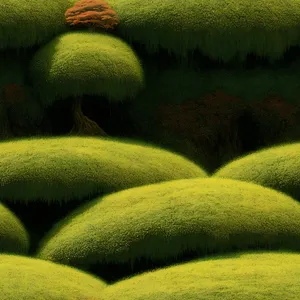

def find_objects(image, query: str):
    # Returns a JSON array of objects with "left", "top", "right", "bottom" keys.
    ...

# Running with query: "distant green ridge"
[
  {"left": 0, "top": 254, "right": 106, "bottom": 300},
  {"left": 37, "top": 178, "right": 300, "bottom": 269},
  {"left": 99, "top": 251, "right": 300, "bottom": 300},
  {"left": 0, "top": 136, "right": 207, "bottom": 203},
  {"left": 108, "top": 0, "right": 300, "bottom": 61},
  {"left": 213, "top": 142, "right": 300, "bottom": 201},
  {"left": 0, "top": 0, "right": 76, "bottom": 49},
  {"left": 0, "top": 204, "right": 29, "bottom": 254}
]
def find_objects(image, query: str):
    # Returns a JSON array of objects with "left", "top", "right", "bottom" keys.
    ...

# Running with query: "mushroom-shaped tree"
[
  {"left": 28, "top": 31, "right": 144, "bottom": 136},
  {"left": 65, "top": 0, "right": 119, "bottom": 31}
]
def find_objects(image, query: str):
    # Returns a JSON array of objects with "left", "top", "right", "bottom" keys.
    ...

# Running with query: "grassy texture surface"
[
  {"left": 108, "top": 0, "right": 300, "bottom": 61},
  {"left": 0, "top": 204, "right": 29, "bottom": 254},
  {"left": 29, "top": 31, "right": 144, "bottom": 107},
  {"left": 99, "top": 251, "right": 300, "bottom": 300},
  {"left": 0, "top": 254, "right": 106, "bottom": 300},
  {"left": 0, "top": 0, "right": 76, "bottom": 49},
  {"left": 0, "top": 136, "right": 206, "bottom": 203},
  {"left": 213, "top": 142, "right": 300, "bottom": 201},
  {"left": 37, "top": 178, "right": 300, "bottom": 269}
]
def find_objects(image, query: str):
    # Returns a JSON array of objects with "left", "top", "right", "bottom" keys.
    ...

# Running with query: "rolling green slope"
[
  {"left": 0, "top": 204, "right": 29, "bottom": 254},
  {"left": 0, "top": 254, "right": 106, "bottom": 300},
  {"left": 37, "top": 178, "right": 300, "bottom": 270},
  {"left": 0, "top": 136, "right": 207, "bottom": 203},
  {"left": 99, "top": 251, "right": 300, "bottom": 300},
  {"left": 108, "top": 0, "right": 300, "bottom": 61},
  {"left": 213, "top": 142, "right": 300, "bottom": 201}
]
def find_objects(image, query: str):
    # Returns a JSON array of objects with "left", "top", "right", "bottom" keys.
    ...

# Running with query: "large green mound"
[
  {"left": 37, "top": 178, "right": 300, "bottom": 269},
  {"left": 0, "top": 204, "right": 29, "bottom": 254},
  {"left": 108, "top": 0, "right": 300, "bottom": 61},
  {"left": 0, "top": 254, "right": 106, "bottom": 300},
  {"left": 213, "top": 142, "right": 300, "bottom": 201},
  {"left": 29, "top": 31, "right": 144, "bottom": 106},
  {"left": 99, "top": 251, "right": 300, "bottom": 300},
  {"left": 0, "top": 0, "right": 76, "bottom": 49},
  {"left": 0, "top": 136, "right": 206, "bottom": 203}
]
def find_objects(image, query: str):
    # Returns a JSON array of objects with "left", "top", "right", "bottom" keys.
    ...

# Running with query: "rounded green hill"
[
  {"left": 0, "top": 254, "right": 106, "bottom": 300},
  {"left": 213, "top": 142, "right": 300, "bottom": 201},
  {"left": 37, "top": 178, "right": 300, "bottom": 270},
  {"left": 0, "top": 136, "right": 207, "bottom": 203},
  {"left": 0, "top": 0, "right": 76, "bottom": 49},
  {"left": 99, "top": 251, "right": 300, "bottom": 300},
  {"left": 0, "top": 204, "right": 29, "bottom": 254},
  {"left": 108, "top": 0, "right": 300, "bottom": 61},
  {"left": 29, "top": 31, "right": 144, "bottom": 106}
]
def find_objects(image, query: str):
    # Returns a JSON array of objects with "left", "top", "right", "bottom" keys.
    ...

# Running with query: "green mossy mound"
[
  {"left": 0, "top": 136, "right": 206, "bottom": 203},
  {"left": 99, "top": 251, "right": 300, "bottom": 300},
  {"left": 0, "top": 204, "right": 29, "bottom": 254},
  {"left": 0, "top": 254, "right": 106, "bottom": 300},
  {"left": 0, "top": 0, "right": 76, "bottom": 49},
  {"left": 37, "top": 178, "right": 300, "bottom": 269},
  {"left": 29, "top": 31, "right": 144, "bottom": 106},
  {"left": 108, "top": 0, "right": 300, "bottom": 61},
  {"left": 213, "top": 143, "right": 300, "bottom": 201}
]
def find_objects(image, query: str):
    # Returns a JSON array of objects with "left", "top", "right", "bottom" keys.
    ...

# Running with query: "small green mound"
[
  {"left": 0, "top": 136, "right": 206, "bottom": 203},
  {"left": 0, "top": 204, "right": 29, "bottom": 254},
  {"left": 37, "top": 178, "right": 300, "bottom": 269},
  {"left": 213, "top": 143, "right": 300, "bottom": 201},
  {"left": 29, "top": 31, "right": 144, "bottom": 106},
  {"left": 0, "top": 254, "right": 106, "bottom": 300},
  {"left": 0, "top": 0, "right": 76, "bottom": 49},
  {"left": 99, "top": 251, "right": 300, "bottom": 300},
  {"left": 108, "top": 0, "right": 300, "bottom": 61}
]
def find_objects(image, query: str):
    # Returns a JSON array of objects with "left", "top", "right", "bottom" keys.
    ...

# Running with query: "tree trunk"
[{"left": 70, "top": 97, "right": 108, "bottom": 137}]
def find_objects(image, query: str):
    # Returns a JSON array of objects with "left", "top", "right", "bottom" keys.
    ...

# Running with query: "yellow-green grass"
[
  {"left": 0, "top": 0, "right": 76, "bottom": 49},
  {"left": 0, "top": 136, "right": 207, "bottom": 203},
  {"left": 213, "top": 142, "right": 300, "bottom": 201},
  {"left": 29, "top": 31, "right": 144, "bottom": 107},
  {"left": 37, "top": 178, "right": 300, "bottom": 269},
  {"left": 99, "top": 251, "right": 300, "bottom": 300},
  {"left": 0, "top": 254, "right": 106, "bottom": 300},
  {"left": 0, "top": 204, "right": 29, "bottom": 254},
  {"left": 108, "top": 0, "right": 300, "bottom": 61}
]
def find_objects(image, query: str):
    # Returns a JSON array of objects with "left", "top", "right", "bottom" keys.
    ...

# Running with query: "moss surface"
[
  {"left": 29, "top": 31, "right": 144, "bottom": 106},
  {"left": 213, "top": 142, "right": 300, "bottom": 201},
  {"left": 37, "top": 178, "right": 300, "bottom": 269},
  {"left": 0, "top": 136, "right": 206, "bottom": 203},
  {"left": 99, "top": 251, "right": 300, "bottom": 300},
  {"left": 108, "top": 0, "right": 300, "bottom": 61},
  {"left": 0, "top": 0, "right": 76, "bottom": 49},
  {"left": 0, "top": 254, "right": 106, "bottom": 300},
  {"left": 0, "top": 204, "right": 29, "bottom": 254}
]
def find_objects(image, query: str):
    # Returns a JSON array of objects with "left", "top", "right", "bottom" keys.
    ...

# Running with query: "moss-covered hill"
[
  {"left": 99, "top": 251, "right": 300, "bottom": 300},
  {"left": 37, "top": 178, "right": 300, "bottom": 277},
  {"left": 213, "top": 142, "right": 300, "bottom": 201},
  {"left": 108, "top": 0, "right": 300, "bottom": 61},
  {"left": 0, "top": 204, "right": 29, "bottom": 254},
  {"left": 0, "top": 254, "right": 106, "bottom": 300},
  {"left": 0, "top": 136, "right": 206, "bottom": 203}
]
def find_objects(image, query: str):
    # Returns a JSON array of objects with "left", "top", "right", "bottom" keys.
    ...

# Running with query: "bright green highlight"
[
  {"left": 213, "top": 142, "right": 300, "bottom": 201},
  {"left": 37, "top": 178, "right": 300, "bottom": 268},
  {"left": 108, "top": 0, "right": 300, "bottom": 61},
  {"left": 0, "top": 204, "right": 29, "bottom": 254},
  {"left": 100, "top": 251, "right": 300, "bottom": 300},
  {"left": 0, "top": 136, "right": 206, "bottom": 203},
  {"left": 0, "top": 254, "right": 106, "bottom": 300},
  {"left": 0, "top": 0, "right": 76, "bottom": 49},
  {"left": 29, "top": 31, "right": 145, "bottom": 106}
]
